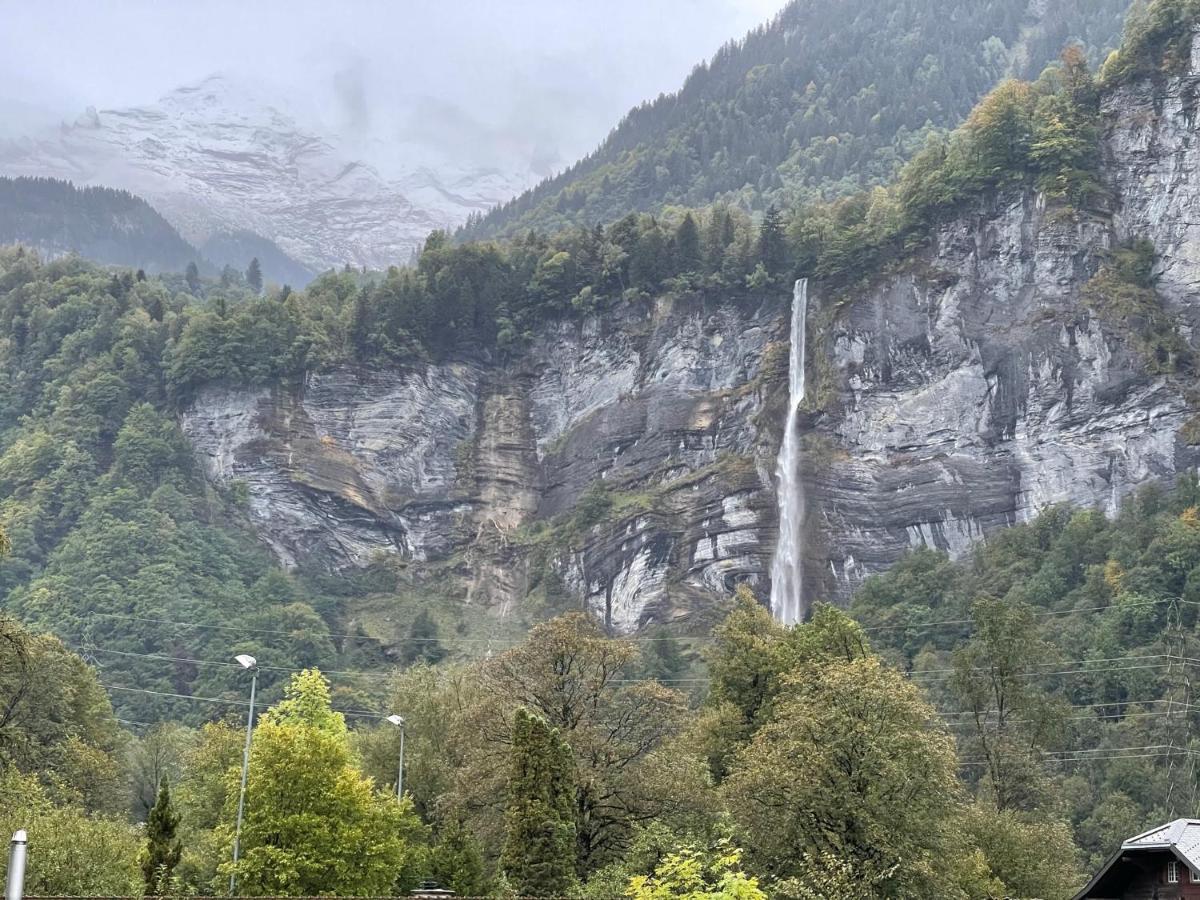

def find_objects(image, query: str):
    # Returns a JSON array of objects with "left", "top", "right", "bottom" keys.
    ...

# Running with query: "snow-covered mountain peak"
[{"left": 0, "top": 72, "right": 541, "bottom": 271}]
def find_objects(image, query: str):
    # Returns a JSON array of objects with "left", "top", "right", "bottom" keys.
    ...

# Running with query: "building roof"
[
  {"left": 1073, "top": 819, "right": 1200, "bottom": 899},
  {"left": 1123, "top": 819, "right": 1200, "bottom": 869}
]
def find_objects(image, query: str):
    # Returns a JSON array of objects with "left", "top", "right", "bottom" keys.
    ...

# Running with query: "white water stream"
[{"left": 769, "top": 278, "right": 808, "bottom": 625}]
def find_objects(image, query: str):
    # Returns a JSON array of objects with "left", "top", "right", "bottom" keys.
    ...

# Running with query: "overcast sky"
[{"left": 0, "top": 0, "right": 784, "bottom": 176}]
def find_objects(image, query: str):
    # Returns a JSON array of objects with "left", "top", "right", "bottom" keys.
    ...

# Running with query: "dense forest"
[
  {"left": 459, "top": 0, "right": 1129, "bottom": 241},
  {"left": 14, "top": 484, "right": 1200, "bottom": 896},
  {"left": 0, "top": 177, "right": 199, "bottom": 274},
  {"left": 3, "top": 0, "right": 1200, "bottom": 896},
  {"left": 0, "top": 177, "right": 315, "bottom": 287}
]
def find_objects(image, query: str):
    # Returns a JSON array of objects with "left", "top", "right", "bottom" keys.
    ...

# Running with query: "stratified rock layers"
[{"left": 181, "top": 46, "right": 1200, "bottom": 632}]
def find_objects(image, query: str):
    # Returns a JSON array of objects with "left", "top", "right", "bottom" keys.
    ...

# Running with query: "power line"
[
  {"left": 74, "top": 641, "right": 711, "bottom": 686},
  {"left": 100, "top": 682, "right": 388, "bottom": 720},
  {"left": 85, "top": 611, "right": 705, "bottom": 644},
  {"left": 863, "top": 597, "right": 1180, "bottom": 633}
]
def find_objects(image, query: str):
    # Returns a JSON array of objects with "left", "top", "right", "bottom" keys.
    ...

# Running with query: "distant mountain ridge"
[
  {"left": 0, "top": 176, "right": 317, "bottom": 285},
  {"left": 0, "top": 176, "right": 197, "bottom": 273},
  {"left": 461, "top": 0, "right": 1130, "bottom": 240},
  {"left": 0, "top": 75, "right": 541, "bottom": 271}
]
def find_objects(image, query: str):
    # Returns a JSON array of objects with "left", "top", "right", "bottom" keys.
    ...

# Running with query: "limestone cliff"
[{"left": 181, "top": 41, "right": 1200, "bottom": 633}]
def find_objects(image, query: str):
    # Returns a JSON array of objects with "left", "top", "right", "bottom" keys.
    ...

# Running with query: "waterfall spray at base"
[{"left": 770, "top": 278, "right": 809, "bottom": 625}]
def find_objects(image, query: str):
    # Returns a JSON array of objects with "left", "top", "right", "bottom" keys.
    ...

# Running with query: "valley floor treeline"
[{"left": 7, "top": 478, "right": 1200, "bottom": 896}]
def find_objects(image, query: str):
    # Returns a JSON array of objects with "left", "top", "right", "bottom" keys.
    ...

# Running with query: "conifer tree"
[
  {"left": 184, "top": 261, "right": 201, "bottom": 295},
  {"left": 501, "top": 708, "right": 578, "bottom": 896},
  {"left": 246, "top": 257, "right": 263, "bottom": 294},
  {"left": 758, "top": 205, "right": 787, "bottom": 277},
  {"left": 351, "top": 287, "right": 371, "bottom": 353},
  {"left": 429, "top": 817, "right": 489, "bottom": 896},
  {"left": 674, "top": 213, "right": 702, "bottom": 273},
  {"left": 142, "top": 777, "right": 182, "bottom": 894}
]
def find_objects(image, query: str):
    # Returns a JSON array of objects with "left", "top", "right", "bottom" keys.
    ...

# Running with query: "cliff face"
[
  {"left": 181, "top": 43, "right": 1200, "bottom": 632},
  {"left": 182, "top": 295, "right": 785, "bottom": 632}
]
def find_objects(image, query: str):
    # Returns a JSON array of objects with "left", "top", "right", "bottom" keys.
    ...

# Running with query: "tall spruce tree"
[
  {"left": 501, "top": 708, "right": 578, "bottom": 896},
  {"left": 674, "top": 213, "right": 702, "bottom": 273},
  {"left": 246, "top": 257, "right": 263, "bottom": 294},
  {"left": 758, "top": 205, "right": 787, "bottom": 277},
  {"left": 184, "top": 261, "right": 201, "bottom": 295},
  {"left": 142, "top": 777, "right": 182, "bottom": 894}
]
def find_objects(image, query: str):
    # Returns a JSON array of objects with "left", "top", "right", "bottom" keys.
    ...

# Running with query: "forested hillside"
[
  {"left": 0, "top": 0, "right": 1169, "bottom": 721},
  {"left": 460, "top": 0, "right": 1129, "bottom": 240},
  {"left": 0, "top": 177, "right": 199, "bottom": 273}
]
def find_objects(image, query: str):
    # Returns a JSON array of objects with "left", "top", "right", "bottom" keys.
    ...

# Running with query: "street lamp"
[
  {"left": 230, "top": 654, "right": 258, "bottom": 896},
  {"left": 386, "top": 714, "right": 405, "bottom": 799}
]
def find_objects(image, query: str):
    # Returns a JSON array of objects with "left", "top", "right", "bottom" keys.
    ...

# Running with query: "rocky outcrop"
[{"left": 181, "top": 44, "right": 1200, "bottom": 631}]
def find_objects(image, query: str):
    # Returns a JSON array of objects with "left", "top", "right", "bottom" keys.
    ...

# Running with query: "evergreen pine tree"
[
  {"left": 142, "top": 777, "right": 182, "bottom": 894},
  {"left": 674, "top": 212, "right": 703, "bottom": 273},
  {"left": 758, "top": 204, "right": 787, "bottom": 278},
  {"left": 501, "top": 709, "right": 578, "bottom": 896},
  {"left": 184, "top": 261, "right": 201, "bottom": 295},
  {"left": 246, "top": 257, "right": 263, "bottom": 294},
  {"left": 429, "top": 817, "right": 489, "bottom": 896},
  {"left": 351, "top": 287, "right": 371, "bottom": 353}
]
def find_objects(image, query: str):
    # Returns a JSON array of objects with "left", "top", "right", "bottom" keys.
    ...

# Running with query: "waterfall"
[{"left": 770, "top": 278, "right": 808, "bottom": 625}]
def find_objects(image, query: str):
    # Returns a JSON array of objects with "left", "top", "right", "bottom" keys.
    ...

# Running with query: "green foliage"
[
  {"left": 1101, "top": 0, "right": 1200, "bottom": 84},
  {"left": 703, "top": 588, "right": 868, "bottom": 778},
  {"left": 466, "top": 614, "right": 699, "bottom": 876},
  {"left": 1081, "top": 239, "right": 1190, "bottom": 373},
  {"left": 143, "top": 777, "right": 183, "bottom": 894},
  {"left": 173, "top": 722, "right": 242, "bottom": 888},
  {"left": 223, "top": 669, "right": 423, "bottom": 895},
  {"left": 722, "top": 654, "right": 967, "bottom": 897},
  {"left": 952, "top": 596, "right": 1068, "bottom": 812},
  {"left": 246, "top": 257, "right": 263, "bottom": 294},
  {"left": 627, "top": 841, "right": 765, "bottom": 900},
  {"left": 0, "top": 176, "right": 198, "bottom": 273},
  {"left": 462, "top": 0, "right": 1127, "bottom": 241},
  {"left": 501, "top": 708, "right": 579, "bottom": 896},
  {"left": 0, "top": 250, "right": 364, "bottom": 722},
  {"left": 0, "top": 617, "right": 124, "bottom": 814},
  {"left": 400, "top": 608, "right": 449, "bottom": 666},
  {"left": 428, "top": 817, "right": 490, "bottom": 897},
  {"left": 852, "top": 477, "right": 1200, "bottom": 867},
  {"left": 958, "top": 803, "right": 1084, "bottom": 900},
  {"left": 0, "top": 769, "right": 141, "bottom": 896}
]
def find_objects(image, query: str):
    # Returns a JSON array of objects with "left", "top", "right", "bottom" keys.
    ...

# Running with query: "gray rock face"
[
  {"left": 180, "top": 43, "right": 1200, "bottom": 630},
  {"left": 181, "top": 364, "right": 481, "bottom": 570}
]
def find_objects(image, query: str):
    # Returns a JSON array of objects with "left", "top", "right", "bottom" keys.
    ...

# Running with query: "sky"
[{"left": 0, "top": 0, "right": 784, "bottom": 177}]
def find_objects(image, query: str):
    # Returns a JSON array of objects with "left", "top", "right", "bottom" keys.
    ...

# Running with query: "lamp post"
[
  {"left": 5, "top": 830, "right": 26, "bottom": 900},
  {"left": 230, "top": 654, "right": 258, "bottom": 896},
  {"left": 386, "top": 714, "right": 405, "bottom": 799}
]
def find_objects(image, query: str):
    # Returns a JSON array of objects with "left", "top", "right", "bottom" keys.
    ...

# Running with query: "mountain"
[
  {"left": 461, "top": 0, "right": 1130, "bottom": 241},
  {"left": 170, "top": 7, "right": 1200, "bottom": 630},
  {"left": 6, "top": 0, "right": 1200, "bottom": 710},
  {"left": 199, "top": 229, "right": 316, "bottom": 289},
  {"left": 0, "top": 176, "right": 198, "bottom": 273},
  {"left": 0, "top": 75, "right": 540, "bottom": 272}
]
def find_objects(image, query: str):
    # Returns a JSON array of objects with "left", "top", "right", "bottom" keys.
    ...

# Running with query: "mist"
[{"left": 0, "top": 0, "right": 783, "bottom": 177}]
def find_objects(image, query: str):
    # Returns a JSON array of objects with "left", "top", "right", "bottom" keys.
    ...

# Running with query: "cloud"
[{"left": 0, "top": 0, "right": 785, "bottom": 175}]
